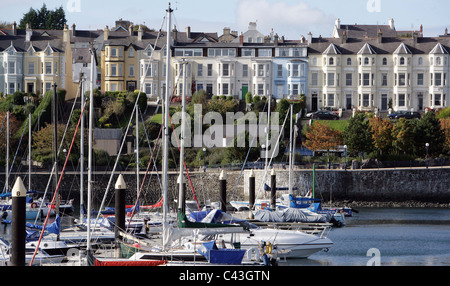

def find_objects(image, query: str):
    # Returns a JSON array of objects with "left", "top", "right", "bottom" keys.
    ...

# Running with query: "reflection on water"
[{"left": 282, "top": 208, "right": 450, "bottom": 266}]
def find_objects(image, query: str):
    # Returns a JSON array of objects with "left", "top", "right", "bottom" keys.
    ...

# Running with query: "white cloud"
[{"left": 236, "top": 0, "right": 335, "bottom": 39}]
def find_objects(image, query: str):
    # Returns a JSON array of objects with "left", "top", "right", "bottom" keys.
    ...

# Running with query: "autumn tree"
[
  {"left": 304, "top": 121, "right": 343, "bottom": 164},
  {"left": 392, "top": 118, "right": 416, "bottom": 155},
  {"left": 369, "top": 116, "right": 394, "bottom": 157}
]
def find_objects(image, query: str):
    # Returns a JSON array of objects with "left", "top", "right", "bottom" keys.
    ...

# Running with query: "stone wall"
[{"left": 5, "top": 167, "right": 450, "bottom": 209}]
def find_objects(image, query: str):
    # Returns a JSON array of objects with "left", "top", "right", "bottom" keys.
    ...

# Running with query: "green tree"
[
  {"left": 342, "top": 113, "right": 373, "bottom": 159},
  {"left": 413, "top": 112, "right": 445, "bottom": 157},
  {"left": 369, "top": 117, "right": 394, "bottom": 157},
  {"left": 19, "top": 4, "right": 67, "bottom": 30},
  {"left": 392, "top": 118, "right": 416, "bottom": 155}
]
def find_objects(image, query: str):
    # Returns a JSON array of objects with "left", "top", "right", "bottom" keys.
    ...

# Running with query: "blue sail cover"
[
  {"left": 26, "top": 215, "right": 61, "bottom": 238},
  {"left": 199, "top": 241, "right": 246, "bottom": 265}
]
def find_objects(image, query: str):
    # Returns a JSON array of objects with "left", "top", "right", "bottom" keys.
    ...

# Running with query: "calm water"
[
  {"left": 2, "top": 208, "right": 450, "bottom": 266},
  {"left": 283, "top": 207, "right": 450, "bottom": 266}
]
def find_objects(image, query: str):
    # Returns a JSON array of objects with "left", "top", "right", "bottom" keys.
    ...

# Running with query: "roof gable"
[
  {"left": 357, "top": 42, "right": 377, "bottom": 54},
  {"left": 323, "top": 43, "right": 341, "bottom": 54},
  {"left": 429, "top": 42, "right": 449, "bottom": 54},
  {"left": 393, "top": 42, "right": 412, "bottom": 54}
]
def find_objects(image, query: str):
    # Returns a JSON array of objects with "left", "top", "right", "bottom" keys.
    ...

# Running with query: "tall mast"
[
  {"left": 177, "top": 59, "right": 187, "bottom": 212},
  {"left": 87, "top": 43, "right": 96, "bottom": 252},
  {"left": 79, "top": 73, "right": 85, "bottom": 222},
  {"left": 162, "top": 2, "right": 173, "bottom": 250}
]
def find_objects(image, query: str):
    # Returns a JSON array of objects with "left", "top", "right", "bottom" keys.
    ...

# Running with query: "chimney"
[
  {"left": 186, "top": 26, "right": 191, "bottom": 39},
  {"left": 341, "top": 30, "right": 347, "bottom": 44},
  {"left": 274, "top": 33, "right": 278, "bottom": 46},
  {"left": 71, "top": 23, "right": 76, "bottom": 37},
  {"left": 239, "top": 32, "right": 243, "bottom": 45},
  {"left": 300, "top": 35, "right": 306, "bottom": 44},
  {"left": 223, "top": 27, "right": 230, "bottom": 35},
  {"left": 104, "top": 26, "right": 109, "bottom": 41},
  {"left": 25, "top": 23, "right": 32, "bottom": 42},
  {"left": 12, "top": 21, "right": 17, "bottom": 36},
  {"left": 335, "top": 18, "right": 341, "bottom": 29},
  {"left": 377, "top": 28, "right": 382, "bottom": 44},
  {"left": 128, "top": 24, "right": 133, "bottom": 36},
  {"left": 389, "top": 18, "right": 395, "bottom": 30},
  {"left": 172, "top": 25, "right": 178, "bottom": 44},
  {"left": 138, "top": 25, "right": 143, "bottom": 41},
  {"left": 307, "top": 32, "right": 312, "bottom": 45},
  {"left": 445, "top": 28, "right": 448, "bottom": 36}
]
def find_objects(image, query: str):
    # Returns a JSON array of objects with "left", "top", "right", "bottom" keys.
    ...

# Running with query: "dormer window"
[
  {"left": 436, "top": 57, "right": 441, "bottom": 65},
  {"left": 382, "top": 58, "right": 387, "bottom": 65},
  {"left": 347, "top": 58, "right": 351, "bottom": 65},
  {"left": 329, "top": 57, "right": 334, "bottom": 65},
  {"left": 364, "top": 57, "right": 369, "bottom": 65},
  {"left": 400, "top": 57, "right": 405, "bottom": 65}
]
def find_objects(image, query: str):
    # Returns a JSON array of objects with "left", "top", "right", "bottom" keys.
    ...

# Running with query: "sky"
[{"left": 1, "top": 0, "right": 448, "bottom": 39}]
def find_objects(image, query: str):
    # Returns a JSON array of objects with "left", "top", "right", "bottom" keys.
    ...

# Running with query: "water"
[
  {"left": 2, "top": 208, "right": 450, "bottom": 266},
  {"left": 283, "top": 207, "right": 450, "bottom": 266}
]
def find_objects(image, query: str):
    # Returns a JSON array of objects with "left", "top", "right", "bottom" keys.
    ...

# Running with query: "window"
[
  {"left": 435, "top": 94, "right": 441, "bottom": 105},
  {"left": 9, "top": 83, "right": 15, "bottom": 94},
  {"left": 327, "top": 94, "right": 335, "bottom": 106},
  {"left": 418, "top": 57, "right": 423, "bottom": 65},
  {"left": 197, "top": 64, "right": 203, "bottom": 77},
  {"left": 222, "top": 83, "right": 229, "bottom": 95},
  {"left": 54, "top": 63, "right": 58, "bottom": 74},
  {"left": 292, "top": 64, "right": 299, "bottom": 77},
  {"left": 292, "top": 84, "right": 299, "bottom": 96},
  {"left": 327, "top": 73, "right": 335, "bottom": 86},
  {"left": 363, "top": 73, "right": 370, "bottom": 86},
  {"left": 398, "top": 73, "right": 406, "bottom": 86},
  {"left": 381, "top": 73, "right": 388, "bottom": 86},
  {"left": 312, "top": 58, "right": 317, "bottom": 66},
  {"left": 207, "top": 48, "right": 233, "bottom": 57},
  {"left": 28, "top": 62, "right": 35, "bottom": 74},
  {"left": 8, "top": 62, "right": 15, "bottom": 74},
  {"left": 435, "top": 73, "right": 442, "bottom": 86},
  {"left": 207, "top": 64, "right": 213, "bottom": 76},
  {"left": 222, "top": 64, "right": 229, "bottom": 76},
  {"left": 277, "top": 64, "right": 282, "bottom": 78},
  {"left": 111, "top": 48, "right": 117, "bottom": 57},
  {"left": 311, "top": 73, "right": 318, "bottom": 86},
  {"left": 111, "top": 64, "right": 117, "bottom": 76},
  {"left": 242, "top": 64, "right": 248, "bottom": 77},
  {"left": 346, "top": 73, "right": 352, "bottom": 86},
  {"left": 145, "top": 83, "right": 152, "bottom": 95},
  {"left": 242, "top": 49, "right": 255, "bottom": 57},
  {"left": 329, "top": 57, "right": 334, "bottom": 65},
  {"left": 382, "top": 58, "right": 387, "bottom": 65},
  {"left": 259, "top": 49, "right": 272, "bottom": 57},
  {"left": 417, "top": 73, "right": 424, "bottom": 86},
  {"left": 129, "top": 64, "right": 134, "bottom": 77},
  {"left": 436, "top": 57, "right": 441, "bottom": 65},
  {"left": 400, "top": 57, "right": 405, "bottom": 65},
  {"left": 257, "top": 84, "right": 264, "bottom": 95},
  {"left": 363, "top": 94, "right": 370, "bottom": 107},
  {"left": 398, "top": 94, "right": 406, "bottom": 106},
  {"left": 347, "top": 58, "right": 352, "bottom": 65},
  {"left": 258, "top": 64, "right": 264, "bottom": 77},
  {"left": 45, "top": 62, "right": 51, "bottom": 74},
  {"left": 45, "top": 82, "right": 52, "bottom": 92},
  {"left": 364, "top": 57, "right": 369, "bottom": 65},
  {"left": 129, "top": 49, "right": 134, "bottom": 57}
]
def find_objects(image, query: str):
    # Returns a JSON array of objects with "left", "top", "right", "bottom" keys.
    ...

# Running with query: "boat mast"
[
  {"left": 177, "top": 59, "right": 187, "bottom": 213},
  {"left": 288, "top": 101, "right": 293, "bottom": 195},
  {"left": 6, "top": 111, "right": 9, "bottom": 192},
  {"left": 162, "top": 2, "right": 173, "bottom": 250},
  {"left": 28, "top": 112, "right": 31, "bottom": 192},
  {"left": 87, "top": 43, "right": 96, "bottom": 252},
  {"left": 79, "top": 73, "right": 85, "bottom": 222}
]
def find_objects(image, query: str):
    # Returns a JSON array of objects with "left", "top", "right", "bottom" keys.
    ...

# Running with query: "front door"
[
  {"left": 276, "top": 85, "right": 283, "bottom": 99},
  {"left": 242, "top": 84, "right": 248, "bottom": 100},
  {"left": 27, "top": 83, "right": 34, "bottom": 94},
  {"left": 381, "top": 94, "right": 388, "bottom": 110},
  {"left": 311, "top": 93, "right": 318, "bottom": 111}
]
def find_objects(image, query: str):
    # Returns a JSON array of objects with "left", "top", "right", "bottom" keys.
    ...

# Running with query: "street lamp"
[
  {"left": 425, "top": 143, "right": 429, "bottom": 169},
  {"left": 344, "top": 145, "right": 347, "bottom": 170},
  {"left": 203, "top": 147, "right": 206, "bottom": 171}
]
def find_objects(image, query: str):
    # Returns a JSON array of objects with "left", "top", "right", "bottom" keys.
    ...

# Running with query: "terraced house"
[
  {"left": 307, "top": 18, "right": 450, "bottom": 112},
  {"left": 0, "top": 18, "right": 448, "bottom": 112}
]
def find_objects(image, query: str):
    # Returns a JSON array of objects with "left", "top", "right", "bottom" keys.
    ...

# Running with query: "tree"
[
  {"left": 369, "top": 116, "right": 394, "bottom": 157},
  {"left": 19, "top": 4, "right": 67, "bottom": 30},
  {"left": 392, "top": 118, "right": 416, "bottom": 155},
  {"left": 342, "top": 113, "right": 373, "bottom": 159},
  {"left": 304, "top": 121, "right": 343, "bottom": 164},
  {"left": 413, "top": 112, "right": 445, "bottom": 157}
]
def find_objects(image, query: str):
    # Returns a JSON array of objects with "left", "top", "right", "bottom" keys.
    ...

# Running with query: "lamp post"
[
  {"left": 425, "top": 143, "right": 429, "bottom": 169},
  {"left": 202, "top": 147, "right": 206, "bottom": 171},
  {"left": 344, "top": 145, "right": 347, "bottom": 170}
]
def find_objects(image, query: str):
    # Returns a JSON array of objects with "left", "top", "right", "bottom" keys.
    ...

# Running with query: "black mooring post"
[
  {"left": 219, "top": 171, "right": 227, "bottom": 212},
  {"left": 11, "top": 177, "right": 26, "bottom": 266},
  {"left": 114, "top": 174, "right": 126, "bottom": 242},
  {"left": 270, "top": 169, "right": 276, "bottom": 209},
  {"left": 249, "top": 170, "right": 255, "bottom": 219}
]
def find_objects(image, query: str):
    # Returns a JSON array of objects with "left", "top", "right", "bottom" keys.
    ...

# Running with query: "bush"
[{"left": 245, "top": 92, "right": 252, "bottom": 104}]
